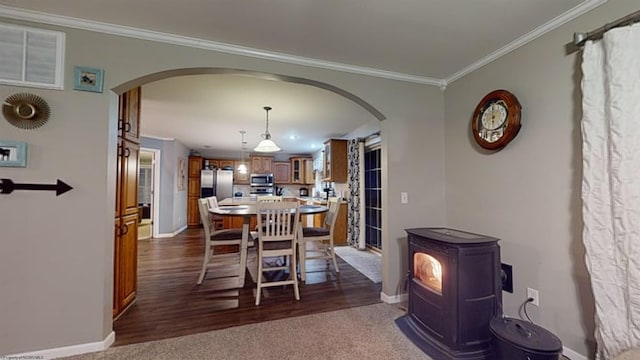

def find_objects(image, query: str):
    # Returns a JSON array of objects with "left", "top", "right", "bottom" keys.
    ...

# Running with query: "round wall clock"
[{"left": 471, "top": 89, "right": 521, "bottom": 150}]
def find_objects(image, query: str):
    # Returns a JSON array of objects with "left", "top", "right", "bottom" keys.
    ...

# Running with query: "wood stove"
[{"left": 396, "top": 228, "right": 501, "bottom": 360}]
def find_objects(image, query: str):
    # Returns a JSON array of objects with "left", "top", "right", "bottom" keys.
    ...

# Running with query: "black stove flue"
[{"left": 396, "top": 228, "right": 502, "bottom": 360}]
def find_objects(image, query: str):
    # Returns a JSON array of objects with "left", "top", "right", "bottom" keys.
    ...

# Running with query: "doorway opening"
[{"left": 138, "top": 148, "right": 160, "bottom": 239}]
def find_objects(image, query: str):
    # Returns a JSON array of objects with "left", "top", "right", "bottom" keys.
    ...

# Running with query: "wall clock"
[{"left": 471, "top": 89, "right": 521, "bottom": 150}]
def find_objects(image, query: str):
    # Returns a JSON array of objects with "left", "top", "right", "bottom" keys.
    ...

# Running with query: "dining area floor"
[{"left": 113, "top": 227, "right": 382, "bottom": 346}]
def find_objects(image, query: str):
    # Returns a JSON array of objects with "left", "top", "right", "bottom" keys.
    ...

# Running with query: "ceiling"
[{"left": 0, "top": 1, "right": 604, "bottom": 157}]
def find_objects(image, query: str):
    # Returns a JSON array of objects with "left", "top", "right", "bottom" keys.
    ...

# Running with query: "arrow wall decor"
[{"left": 0, "top": 178, "right": 73, "bottom": 196}]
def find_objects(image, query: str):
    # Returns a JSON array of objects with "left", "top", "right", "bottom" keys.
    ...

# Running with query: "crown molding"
[
  {"left": 0, "top": 5, "right": 444, "bottom": 87},
  {"left": 0, "top": 0, "right": 607, "bottom": 89},
  {"left": 445, "top": 0, "right": 608, "bottom": 85},
  {"left": 141, "top": 134, "right": 175, "bottom": 141}
]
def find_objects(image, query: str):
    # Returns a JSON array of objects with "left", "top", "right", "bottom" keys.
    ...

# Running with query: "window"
[{"left": 0, "top": 23, "right": 65, "bottom": 89}]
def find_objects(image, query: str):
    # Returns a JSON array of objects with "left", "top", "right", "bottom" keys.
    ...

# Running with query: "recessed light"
[{"left": 289, "top": 135, "right": 297, "bottom": 140}]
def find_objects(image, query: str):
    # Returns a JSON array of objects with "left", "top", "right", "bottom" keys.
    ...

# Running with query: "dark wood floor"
[{"left": 113, "top": 228, "right": 382, "bottom": 346}]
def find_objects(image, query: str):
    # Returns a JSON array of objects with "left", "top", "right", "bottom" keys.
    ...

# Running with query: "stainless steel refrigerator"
[{"left": 200, "top": 169, "right": 233, "bottom": 201}]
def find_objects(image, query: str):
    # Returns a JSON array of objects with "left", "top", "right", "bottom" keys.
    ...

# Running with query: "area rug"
[
  {"left": 334, "top": 246, "right": 382, "bottom": 283},
  {"left": 61, "top": 303, "right": 429, "bottom": 360}
]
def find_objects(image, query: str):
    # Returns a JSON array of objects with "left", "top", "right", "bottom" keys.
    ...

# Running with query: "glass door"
[{"left": 364, "top": 145, "right": 381, "bottom": 250}]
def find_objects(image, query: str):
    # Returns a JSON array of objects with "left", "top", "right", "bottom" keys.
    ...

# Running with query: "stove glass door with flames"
[{"left": 414, "top": 252, "right": 442, "bottom": 295}]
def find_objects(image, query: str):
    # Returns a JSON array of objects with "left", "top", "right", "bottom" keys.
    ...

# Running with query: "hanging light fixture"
[
  {"left": 253, "top": 106, "right": 281, "bottom": 152},
  {"left": 237, "top": 130, "right": 248, "bottom": 174}
]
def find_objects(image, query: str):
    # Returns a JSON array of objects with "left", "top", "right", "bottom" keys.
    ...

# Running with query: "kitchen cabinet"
[
  {"left": 187, "top": 156, "right": 202, "bottom": 227},
  {"left": 290, "top": 157, "right": 313, "bottom": 184},
  {"left": 203, "top": 159, "right": 220, "bottom": 170},
  {"left": 219, "top": 160, "right": 235, "bottom": 170},
  {"left": 304, "top": 158, "right": 315, "bottom": 184},
  {"left": 114, "top": 87, "right": 141, "bottom": 319},
  {"left": 323, "top": 139, "right": 348, "bottom": 183},
  {"left": 223, "top": 215, "right": 257, "bottom": 230},
  {"left": 273, "top": 161, "right": 290, "bottom": 183},
  {"left": 251, "top": 155, "right": 272, "bottom": 174},
  {"left": 234, "top": 160, "right": 250, "bottom": 184}
]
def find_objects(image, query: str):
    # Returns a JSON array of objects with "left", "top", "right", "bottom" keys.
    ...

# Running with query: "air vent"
[{"left": 0, "top": 22, "right": 65, "bottom": 90}]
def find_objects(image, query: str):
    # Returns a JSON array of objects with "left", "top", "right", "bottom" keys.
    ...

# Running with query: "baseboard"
[
  {"left": 563, "top": 346, "right": 588, "bottom": 360},
  {"left": 380, "top": 291, "right": 407, "bottom": 304},
  {"left": 155, "top": 224, "right": 188, "bottom": 238},
  {"left": 7, "top": 331, "right": 115, "bottom": 359}
]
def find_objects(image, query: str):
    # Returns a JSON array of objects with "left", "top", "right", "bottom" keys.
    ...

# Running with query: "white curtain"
[{"left": 581, "top": 23, "right": 640, "bottom": 359}]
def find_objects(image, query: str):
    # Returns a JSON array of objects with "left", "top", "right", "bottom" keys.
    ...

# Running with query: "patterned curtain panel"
[{"left": 347, "top": 139, "right": 361, "bottom": 247}]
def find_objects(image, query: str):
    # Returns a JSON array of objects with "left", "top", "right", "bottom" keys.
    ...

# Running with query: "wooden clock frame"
[{"left": 471, "top": 89, "right": 521, "bottom": 150}]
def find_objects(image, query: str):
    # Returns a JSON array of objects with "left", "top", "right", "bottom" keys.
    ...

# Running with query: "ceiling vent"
[{"left": 0, "top": 22, "right": 65, "bottom": 90}]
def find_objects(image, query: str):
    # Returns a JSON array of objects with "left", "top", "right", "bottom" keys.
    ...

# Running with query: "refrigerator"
[{"left": 200, "top": 169, "right": 233, "bottom": 201}]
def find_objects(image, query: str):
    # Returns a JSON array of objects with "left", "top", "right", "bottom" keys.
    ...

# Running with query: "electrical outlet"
[
  {"left": 401, "top": 192, "right": 408, "bottom": 204},
  {"left": 527, "top": 287, "right": 539, "bottom": 306}
]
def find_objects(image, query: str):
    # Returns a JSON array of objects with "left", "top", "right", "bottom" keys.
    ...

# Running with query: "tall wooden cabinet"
[
  {"left": 323, "top": 139, "right": 348, "bottom": 183},
  {"left": 114, "top": 87, "right": 141, "bottom": 319},
  {"left": 187, "top": 156, "right": 203, "bottom": 227}
]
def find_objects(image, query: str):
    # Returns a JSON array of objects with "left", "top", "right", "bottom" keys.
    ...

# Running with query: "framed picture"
[
  {"left": 73, "top": 66, "right": 104, "bottom": 93},
  {"left": 177, "top": 158, "right": 186, "bottom": 191},
  {"left": 0, "top": 141, "right": 27, "bottom": 167}
]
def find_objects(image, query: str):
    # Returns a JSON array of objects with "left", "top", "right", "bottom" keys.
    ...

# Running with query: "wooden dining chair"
[
  {"left": 196, "top": 198, "right": 252, "bottom": 285},
  {"left": 205, "top": 196, "right": 224, "bottom": 230},
  {"left": 298, "top": 197, "right": 341, "bottom": 282},
  {"left": 254, "top": 201, "right": 300, "bottom": 305}
]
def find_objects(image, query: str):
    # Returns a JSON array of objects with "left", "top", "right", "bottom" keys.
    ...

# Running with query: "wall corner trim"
[
  {"left": 380, "top": 291, "right": 407, "bottom": 304},
  {"left": 7, "top": 331, "right": 115, "bottom": 359}
]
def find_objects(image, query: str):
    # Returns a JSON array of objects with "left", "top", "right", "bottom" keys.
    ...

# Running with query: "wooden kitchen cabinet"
[
  {"left": 251, "top": 155, "right": 272, "bottom": 174},
  {"left": 189, "top": 156, "right": 203, "bottom": 177},
  {"left": 219, "top": 160, "right": 235, "bottom": 170},
  {"left": 114, "top": 87, "right": 141, "bottom": 319},
  {"left": 223, "top": 215, "right": 257, "bottom": 230},
  {"left": 290, "top": 156, "right": 313, "bottom": 184},
  {"left": 234, "top": 160, "right": 250, "bottom": 184},
  {"left": 273, "top": 161, "right": 291, "bottom": 183},
  {"left": 187, "top": 155, "right": 203, "bottom": 227},
  {"left": 113, "top": 214, "right": 138, "bottom": 318},
  {"left": 323, "top": 139, "right": 348, "bottom": 183}
]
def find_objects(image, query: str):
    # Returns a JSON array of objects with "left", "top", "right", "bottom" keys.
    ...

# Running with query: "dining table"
[{"left": 211, "top": 197, "right": 329, "bottom": 287}]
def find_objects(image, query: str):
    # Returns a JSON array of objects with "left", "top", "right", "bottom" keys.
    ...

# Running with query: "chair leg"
[
  {"left": 255, "top": 244, "right": 263, "bottom": 306},
  {"left": 299, "top": 239, "right": 306, "bottom": 282},
  {"left": 197, "top": 245, "right": 211, "bottom": 284},
  {"left": 330, "top": 239, "right": 339, "bottom": 273},
  {"left": 291, "top": 252, "right": 300, "bottom": 301}
]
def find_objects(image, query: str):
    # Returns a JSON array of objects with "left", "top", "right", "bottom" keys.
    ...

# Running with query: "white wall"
[
  {"left": 443, "top": 0, "right": 640, "bottom": 356},
  {"left": 0, "top": 17, "right": 445, "bottom": 356}
]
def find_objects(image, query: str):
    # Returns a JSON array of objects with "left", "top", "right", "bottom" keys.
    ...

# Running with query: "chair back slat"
[{"left": 257, "top": 201, "right": 299, "bottom": 241}]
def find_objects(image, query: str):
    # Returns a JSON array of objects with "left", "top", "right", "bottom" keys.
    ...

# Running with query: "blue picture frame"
[
  {"left": 73, "top": 66, "right": 104, "bottom": 93},
  {"left": 0, "top": 141, "right": 27, "bottom": 167}
]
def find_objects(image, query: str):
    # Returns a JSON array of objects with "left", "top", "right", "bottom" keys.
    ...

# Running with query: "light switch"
[{"left": 401, "top": 192, "right": 408, "bottom": 204}]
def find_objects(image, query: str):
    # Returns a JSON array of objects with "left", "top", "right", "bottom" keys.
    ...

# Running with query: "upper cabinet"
[
  {"left": 119, "top": 87, "right": 141, "bottom": 143},
  {"left": 290, "top": 156, "right": 314, "bottom": 184},
  {"left": 234, "top": 160, "right": 250, "bottom": 184},
  {"left": 273, "top": 161, "right": 291, "bottom": 184},
  {"left": 323, "top": 139, "right": 348, "bottom": 183},
  {"left": 251, "top": 155, "right": 273, "bottom": 174}
]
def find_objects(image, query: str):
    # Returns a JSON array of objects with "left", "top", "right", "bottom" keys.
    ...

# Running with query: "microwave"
[{"left": 250, "top": 173, "right": 274, "bottom": 186}]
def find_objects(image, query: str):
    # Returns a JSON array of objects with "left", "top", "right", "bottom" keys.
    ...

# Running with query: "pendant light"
[
  {"left": 237, "top": 130, "right": 248, "bottom": 174},
  {"left": 253, "top": 106, "right": 281, "bottom": 152}
]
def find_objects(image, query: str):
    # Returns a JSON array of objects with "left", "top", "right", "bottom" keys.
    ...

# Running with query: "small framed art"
[
  {"left": 0, "top": 141, "right": 27, "bottom": 167},
  {"left": 73, "top": 66, "right": 104, "bottom": 93}
]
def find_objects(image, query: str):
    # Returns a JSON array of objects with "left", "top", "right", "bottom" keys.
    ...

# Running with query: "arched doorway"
[{"left": 111, "top": 68, "right": 386, "bottom": 344}]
